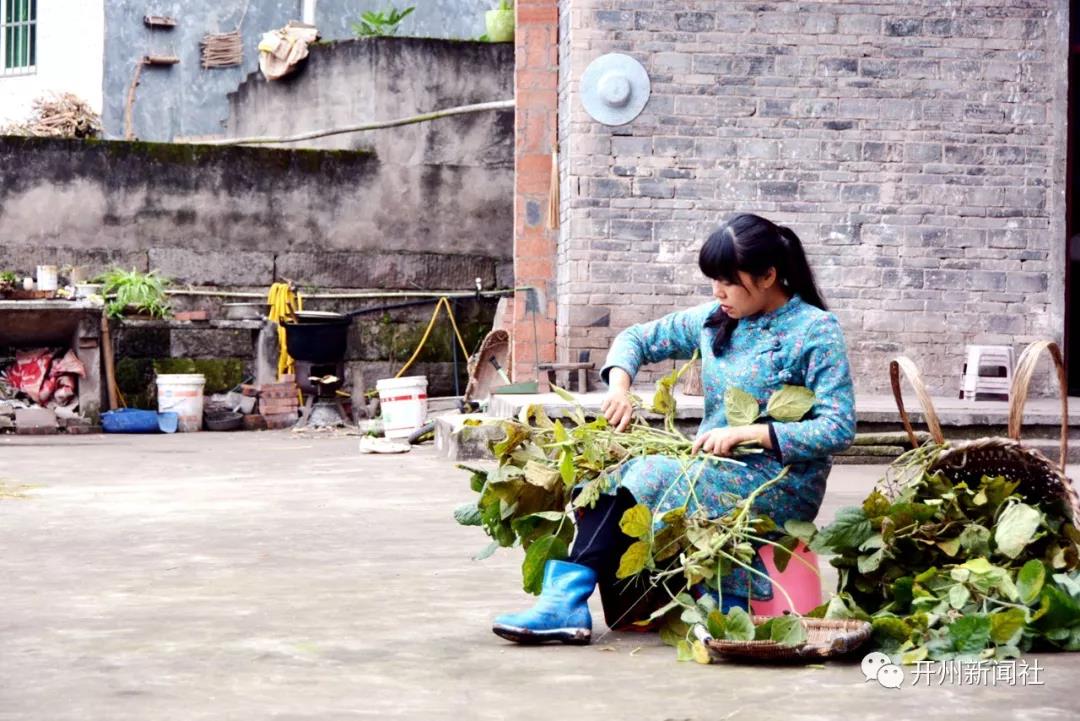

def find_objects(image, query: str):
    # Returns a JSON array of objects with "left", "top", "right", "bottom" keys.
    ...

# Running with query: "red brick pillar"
[{"left": 511, "top": 0, "right": 559, "bottom": 384}]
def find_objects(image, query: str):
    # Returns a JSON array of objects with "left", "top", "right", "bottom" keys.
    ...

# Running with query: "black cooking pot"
[{"left": 283, "top": 313, "right": 351, "bottom": 363}]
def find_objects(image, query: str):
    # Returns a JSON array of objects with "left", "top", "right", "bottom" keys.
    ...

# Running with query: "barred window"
[{"left": 1, "top": 0, "right": 36, "bottom": 76}]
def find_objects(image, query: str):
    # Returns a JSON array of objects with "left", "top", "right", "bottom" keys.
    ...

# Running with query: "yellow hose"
[
  {"left": 395, "top": 296, "right": 471, "bottom": 379},
  {"left": 267, "top": 282, "right": 302, "bottom": 380}
]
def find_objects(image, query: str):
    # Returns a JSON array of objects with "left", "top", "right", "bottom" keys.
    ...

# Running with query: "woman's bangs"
[{"left": 698, "top": 227, "right": 741, "bottom": 283}]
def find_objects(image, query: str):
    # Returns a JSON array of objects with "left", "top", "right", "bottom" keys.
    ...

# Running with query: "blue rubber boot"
[{"left": 492, "top": 560, "right": 597, "bottom": 645}]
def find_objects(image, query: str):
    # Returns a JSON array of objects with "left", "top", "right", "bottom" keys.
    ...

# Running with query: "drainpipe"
[{"left": 302, "top": 0, "right": 317, "bottom": 25}]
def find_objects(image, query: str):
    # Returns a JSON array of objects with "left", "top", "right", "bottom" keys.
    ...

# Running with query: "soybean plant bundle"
[
  {"left": 454, "top": 354, "right": 816, "bottom": 604},
  {"left": 794, "top": 444, "right": 1080, "bottom": 662}
]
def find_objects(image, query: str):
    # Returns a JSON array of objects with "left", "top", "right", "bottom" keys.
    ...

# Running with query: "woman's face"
[{"left": 711, "top": 270, "right": 775, "bottom": 319}]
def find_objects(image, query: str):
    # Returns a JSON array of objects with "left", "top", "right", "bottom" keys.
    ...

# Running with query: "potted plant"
[
  {"left": 0, "top": 271, "right": 16, "bottom": 297},
  {"left": 99, "top": 268, "right": 172, "bottom": 319},
  {"left": 485, "top": 1, "right": 514, "bottom": 42}
]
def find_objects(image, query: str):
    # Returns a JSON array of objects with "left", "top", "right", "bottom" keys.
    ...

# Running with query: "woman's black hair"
[{"left": 699, "top": 213, "right": 827, "bottom": 356}]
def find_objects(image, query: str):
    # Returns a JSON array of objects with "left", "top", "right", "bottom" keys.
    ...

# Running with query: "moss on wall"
[{"left": 115, "top": 357, "right": 247, "bottom": 409}]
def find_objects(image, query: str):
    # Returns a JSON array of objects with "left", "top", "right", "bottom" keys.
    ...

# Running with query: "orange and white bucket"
[
  {"left": 155, "top": 373, "right": 206, "bottom": 432},
  {"left": 376, "top": 375, "right": 428, "bottom": 439}
]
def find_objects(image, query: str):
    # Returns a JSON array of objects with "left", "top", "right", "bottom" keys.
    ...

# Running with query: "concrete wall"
[
  {"left": 226, "top": 37, "right": 515, "bottom": 154},
  {"left": 0, "top": 0, "right": 105, "bottom": 127},
  {"left": 558, "top": 0, "right": 1069, "bottom": 396},
  {"left": 99, "top": 0, "right": 504, "bottom": 141},
  {"left": 0, "top": 136, "right": 511, "bottom": 289},
  {"left": 101, "top": 0, "right": 298, "bottom": 141}
]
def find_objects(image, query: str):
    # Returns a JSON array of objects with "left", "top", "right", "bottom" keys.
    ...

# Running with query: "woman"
[{"left": 493, "top": 213, "right": 857, "bottom": 644}]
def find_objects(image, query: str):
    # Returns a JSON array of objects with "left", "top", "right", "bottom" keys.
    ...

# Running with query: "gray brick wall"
[{"left": 557, "top": 0, "right": 1069, "bottom": 396}]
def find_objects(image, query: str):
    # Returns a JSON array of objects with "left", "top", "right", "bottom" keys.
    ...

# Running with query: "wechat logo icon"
[{"left": 862, "top": 652, "right": 904, "bottom": 689}]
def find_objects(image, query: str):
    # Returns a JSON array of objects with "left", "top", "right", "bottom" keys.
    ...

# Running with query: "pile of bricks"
[
  {"left": 240, "top": 376, "right": 300, "bottom": 430},
  {"left": 0, "top": 404, "right": 94, "bottom": 435}
]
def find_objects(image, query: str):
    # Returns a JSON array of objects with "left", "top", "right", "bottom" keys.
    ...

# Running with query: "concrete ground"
[{"left": 0, "top": 432, "right": 1077, "bottom": 721}]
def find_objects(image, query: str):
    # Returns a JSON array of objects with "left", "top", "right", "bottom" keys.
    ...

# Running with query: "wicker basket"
[
  {"left": 886, "top": 341, "right": 1078, "bottom": 524},
  {"left": 707, "top": 616, "right": 872, "bottom": 662}
]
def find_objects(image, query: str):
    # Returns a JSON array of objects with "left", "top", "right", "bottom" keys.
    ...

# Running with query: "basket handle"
[
  {"left": 889, "top": 356, "right": 945, "bottom": 448},
  {"left": 1008, "top": 340, "right": 1068, "bottom": 471}
]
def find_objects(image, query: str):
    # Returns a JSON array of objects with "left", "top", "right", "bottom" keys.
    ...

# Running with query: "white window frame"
[{"left": 1, "top": 0, "right": 37, "bottom": 77}]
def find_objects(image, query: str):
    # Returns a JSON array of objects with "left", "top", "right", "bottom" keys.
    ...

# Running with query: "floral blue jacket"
[{"left": 599, "top": 293, "right": 857, "bottom": 599}]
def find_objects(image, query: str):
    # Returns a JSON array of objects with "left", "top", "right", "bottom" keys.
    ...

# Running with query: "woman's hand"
[
  {"left": 601, "top": 389, "right": 636, "bottom": 432},
  {"left": 692, "top": 425, "right": 768, "bottom": 457}
]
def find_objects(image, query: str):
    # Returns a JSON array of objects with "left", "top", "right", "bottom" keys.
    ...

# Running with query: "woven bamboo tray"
[
  {"left": 886, "top": 341, "right": 1078, "bottom": 524},
  {"left": 707, "top": 617, "right": 872, "bottom": 662}
]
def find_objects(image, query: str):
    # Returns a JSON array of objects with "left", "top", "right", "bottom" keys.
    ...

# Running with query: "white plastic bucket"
[
  {"left": 376, "top": 375, "right": 428, "bottom": 439},
  {"left": 156, "top": 373, "right": 206, "bottom": 432},
  {"left": 36, "top": 265, "right": 58, "bottom": 292}
]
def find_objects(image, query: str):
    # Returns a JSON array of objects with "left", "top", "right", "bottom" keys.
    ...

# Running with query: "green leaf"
[
  {"left": 615, "top": 540, "right": 651, "bottom": 579},
  {"left": 765, "top": 384, "right": 816, "bottom": 422},
  {"left": 936, "top": 537, "right": 961, "bottom": 557},
  {"left": 675, "top": 640, "right": 693, "bottom": 662},
  {"left": 457, "top": 464, "right": 488, "bottom": 493},
  {"left": 706, "top": 610, "right": 726, "bottom": 639},
  {"left": 1017, "top": 560, "right": 1047, "bottom": 605},
  {"left": 691, "top": 639, "right": 712, "bottom": 664},
  {"left": 572, "top": 476, "right": 606, "bottom": 509},
  {"left": 453, "top": 502, "right": 482, "bottom": 526},
  {"left": 948, "top": 584, "right": 971, "bottom": 610},
  {"left": 552, "top": 419, "right": 568, "bottom": 443},
  {"left": 810, "top": 507, "right": 873, "bottom": 554},
  {"left": 989, "top": 608, "right": 1027, "bottom": 645},
  {"left": 722, "top": 606, "right": 755, "bottom": 641},
  {"left": 783, "top": 519, "right": 818, "bottom": 543},
  {"left": 549, "top": 383, "right": 576, "bottom": 403},
  {"left": 680, "top": 606, "right": 705, "bottom": 626},
  {"left": 724, "top": 387, "right": 760, "bottom": 426},
  {"left": 492, "top": 422, "right": 531, "bottom": 458},
  {"left": 995, "top": 503, "right": 1042, "bottom": 559},
  {"left": 872, "top": 616, "right": 913, "bottom": 645},
  {"left": 858, "top": 548, "right": 886, "bottom": 574},
  {"left": 558, "top": 449, "right": 576, "bottom": 487},
  {"left": 520, "top": 511, "right": 566, "bottom": 522},
  {"left": 619, "top": 504, "right": 653, "bottom": 539},
  {"left": 651, "top": 375, "right": 676, "bottom": 417},
  {"left": 521, "top": 534, "right": 569, "bottom": 595},
  {"left": 472, "top": 541, "right": 499, "bottom": 561},
  {"left": 958, "top": 524, "right": 991, "bottom": 556},
  {"left": 861, "top": 489, "right": 892, "bottom": 519},
  {"left": 947, "top": 614, "right": 991, "bottom": 656},
  {"left": 523, "top": 460, "right": 561, "bottom": 491},
  {"left": 768, "top": 616, "right": 808, "bottom": 646},
  {"left": 773, "top": 535, "right": 800, "bottom": 573},
  {"left": 901, "top": 645, "right": 928, "bottom": 665}
]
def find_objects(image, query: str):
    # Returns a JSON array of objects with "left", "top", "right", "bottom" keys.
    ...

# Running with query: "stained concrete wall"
[
  {"left": 0, "top": 136, "right": 511, "bottom": 290},
  {"left": 102, "top": 0, "right": 299, "bottom": 141},
  {"left": 226, "top": 37, "right": 515, "bottom": 155},
  {"left": 100, "top": 0, "right": 504, "bottom": 141}
]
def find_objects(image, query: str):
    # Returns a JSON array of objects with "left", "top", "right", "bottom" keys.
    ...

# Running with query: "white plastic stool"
[{"left": 960, "top": 345, "right": 1014, "bottom": 400}]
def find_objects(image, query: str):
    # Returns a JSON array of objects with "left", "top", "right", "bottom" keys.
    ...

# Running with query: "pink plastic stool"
[{"left": 749, "top": 541, "right": 823, "bottom": 615}]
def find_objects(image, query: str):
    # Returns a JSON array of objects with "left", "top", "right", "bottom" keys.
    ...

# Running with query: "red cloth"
[{"left": 0, "top": 348, "right": 85, "bottom": 405}]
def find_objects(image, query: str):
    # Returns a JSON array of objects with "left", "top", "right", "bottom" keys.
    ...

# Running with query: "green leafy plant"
[
  {"left": 796, "top": 445, "right": 1080, "bottom": 662},
  {"left": 0, "top": 270, "right": 16, "bottom": 290},
  {"left": 352, "top": 4, "right": 415, "bottom": 37},
  {"left": 455, "top": 355, "right": 819, "bottom": 661},
  {"left": 484, "top": 0, "right": 514, "bottom": 42},
  {"left": 99, "top": 268, "right": 171, "bottom": 319}
]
